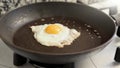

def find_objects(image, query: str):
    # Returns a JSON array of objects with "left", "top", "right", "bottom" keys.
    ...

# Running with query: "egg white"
[{"left": 31, "top": 23, "right": 71, "bottom": 47}]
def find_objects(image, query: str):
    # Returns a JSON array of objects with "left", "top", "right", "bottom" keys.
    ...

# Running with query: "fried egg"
[{"left": 30, "top": 23, "right": 80, "bottom": 48}]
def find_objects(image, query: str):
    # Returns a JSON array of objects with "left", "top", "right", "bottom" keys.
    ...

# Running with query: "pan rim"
[{"left": 0, "top": 2, "right": 117, "bottom": 56}]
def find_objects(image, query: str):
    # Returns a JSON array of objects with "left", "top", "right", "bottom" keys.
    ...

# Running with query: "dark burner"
[
  {"left": 114, "top": 26, "right": 120, "bottom": 62},
  {"left": 117, "top": 27, "right": 120, "bottom": 37},
  {"left": 13, "top": 53, "right": 74, "bottom": 68}
]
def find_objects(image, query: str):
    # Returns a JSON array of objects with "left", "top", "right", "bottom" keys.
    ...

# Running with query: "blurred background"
[{"left": 0, "top": 0, "right": 120, "bottom": 15}]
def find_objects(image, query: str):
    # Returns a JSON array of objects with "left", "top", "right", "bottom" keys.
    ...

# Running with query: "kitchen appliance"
[{"left": 0, "top": 1, "right": 120, "bottom": 68}]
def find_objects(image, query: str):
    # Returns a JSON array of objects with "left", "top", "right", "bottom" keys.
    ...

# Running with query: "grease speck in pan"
[{"left": 13, "top": 16, "right": 102, "bottom": 54}]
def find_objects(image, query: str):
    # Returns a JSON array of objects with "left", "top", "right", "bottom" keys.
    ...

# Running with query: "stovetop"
[
  {"left": 0, "top": 1, "right": 120, "bottom": 68},
  {"left": 0, "top": 35, "right": 120, "bottom": 68}
]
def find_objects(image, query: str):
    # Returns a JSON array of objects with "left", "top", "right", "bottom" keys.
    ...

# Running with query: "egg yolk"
[{"left": 45, "top": 24, "right": 61, "bottom": 34}]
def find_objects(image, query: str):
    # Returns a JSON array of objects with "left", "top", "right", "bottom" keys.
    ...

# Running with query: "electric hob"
[{"left": 0, "top": 1, "right": 120, "bottom": 68}]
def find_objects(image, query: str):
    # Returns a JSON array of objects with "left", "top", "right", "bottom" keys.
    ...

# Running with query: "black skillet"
[{"left": 0, "top": 2, "right": 118, "bottom": 64}]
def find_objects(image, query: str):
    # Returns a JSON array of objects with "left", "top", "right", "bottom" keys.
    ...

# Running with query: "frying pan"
[{"left": 0, "top": 2, "right": 117, "bottom": 64}]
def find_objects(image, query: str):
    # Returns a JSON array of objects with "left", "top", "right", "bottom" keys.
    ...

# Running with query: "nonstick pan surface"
[
  {"left": 0, "top": 2, "right": 116, "bottom": 55},
  {"left": 13, "top": 16, "right": 102, "bottom": 54}
]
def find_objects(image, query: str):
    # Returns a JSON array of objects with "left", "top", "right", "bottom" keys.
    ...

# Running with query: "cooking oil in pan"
[{"left": 13, "top": 16, "right": 102, "bottom": 54}]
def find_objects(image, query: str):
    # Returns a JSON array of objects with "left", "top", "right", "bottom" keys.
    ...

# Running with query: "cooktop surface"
[{"left": 0, "top": 1, "right": 120, "bottom": 68}]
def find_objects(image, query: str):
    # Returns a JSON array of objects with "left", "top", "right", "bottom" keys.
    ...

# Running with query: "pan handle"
[
  {"left": 111, "top": 13, "right": 120, "bottom": 37},
  {"left": 111, "top": 13, "right": 120, "bottom": 26}
]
